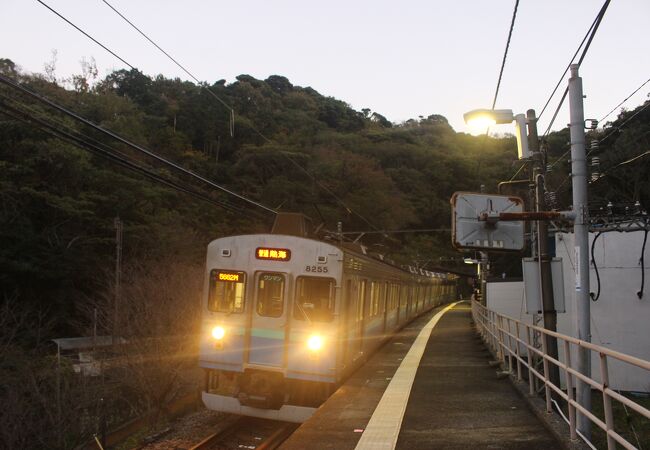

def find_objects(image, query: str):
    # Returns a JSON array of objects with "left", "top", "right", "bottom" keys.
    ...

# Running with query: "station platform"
[{"left": 279, "top": 301, "right": 560, "bottom": 450}]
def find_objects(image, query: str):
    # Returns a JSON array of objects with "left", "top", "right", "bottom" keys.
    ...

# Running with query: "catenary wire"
[{"left": 0, "top": 74, "right": 278, "bottom": 215}]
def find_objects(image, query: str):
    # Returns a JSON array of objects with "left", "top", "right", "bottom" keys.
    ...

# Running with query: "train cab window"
[
  {"left": 256, "top": 273, "right": 285, "bottom": 318},
  {"left": 208, "top": 270, "right": 246, "bottom": 313},
  {"left": 294, "top": 277, "right": 335, "bottom": 322}
]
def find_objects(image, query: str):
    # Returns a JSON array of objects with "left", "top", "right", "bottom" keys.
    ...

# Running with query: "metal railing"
[{"left": 471, "top": 301, "right": 650, "bottom": 450}]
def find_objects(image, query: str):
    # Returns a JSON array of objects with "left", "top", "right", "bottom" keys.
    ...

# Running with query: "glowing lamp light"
[
  {"left": 211, "top": 326, "right": 225, "bottom": 340},
  {"left": 463, "top": 108, "right": 514, "bottom": 126},
  {"left": 307, "top": 335, "right": 323, "bottom": 352},
  {"left": 465, "top": 115, "right": 496, "bottom": 129}
]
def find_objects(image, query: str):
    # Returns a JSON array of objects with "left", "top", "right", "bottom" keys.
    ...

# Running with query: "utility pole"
[
  {"left": 113, "top": 217, "right": 123, "bottom": 346},
  {"left": 569, "top": 64, "right": 591, "bottom": 437},
  {"left": 527, "top": 109, "right": 560, "bottom": 390}
]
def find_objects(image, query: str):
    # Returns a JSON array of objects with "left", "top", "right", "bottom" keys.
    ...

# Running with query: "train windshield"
[
  {"left": 208, "top": 270, "right": 246, "bottom": 313},
  {"left": 294, "top": 277, "right": 335, "bottom": 322},
  {"left": 256, "top": 273, "right": 285, "bottom": 318}
]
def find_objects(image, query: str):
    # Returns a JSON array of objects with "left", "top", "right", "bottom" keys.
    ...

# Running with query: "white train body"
[{"left": 199, "top": 233, "right": 456, "bottom": 422}]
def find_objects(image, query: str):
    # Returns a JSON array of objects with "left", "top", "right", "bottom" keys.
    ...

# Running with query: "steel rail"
[{"left": 189, "top": 416, "right": 297, "bottom": 450}]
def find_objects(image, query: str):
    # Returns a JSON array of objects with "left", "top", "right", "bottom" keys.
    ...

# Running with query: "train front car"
[{"left": 200, "top": 234, "right": 342, "bottom": 423}]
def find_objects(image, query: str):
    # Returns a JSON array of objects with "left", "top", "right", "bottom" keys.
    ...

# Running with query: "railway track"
[{"left": 190, "top": 416, "right": 298, "bottom": 450}]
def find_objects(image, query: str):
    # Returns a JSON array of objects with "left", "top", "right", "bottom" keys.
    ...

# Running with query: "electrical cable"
[
  {"left": 0, "top": 74, "right": 278, "bottom": 215},
  {"left": 479, "top": 0, "right": 520, "bottom": 185},
  {"left": 98, "top": 0, "right": 235, "bottom": 135},
  {"left": 65, "top": 0, "right": 382, "bottom": 232},
  {"left": 44, "top": 0, "right": 390, "bottom": 237},
  {"left": 491, "top": 0, "right": 519, "bottom": 110},
  {"left": 35, "top": 0, "right": 134, "bottom": 70},
  {"left": 508, "top": 162, "right": 526, "bottom": 181},
  {"left": 638, "top": 229, "right": 647, "bottom": 299},
  {"left": 537, "top": 17, "right": 596, "bottom": 121},
  {"left": 0, "top": 100, "right": 262, "bottom": 219},
  {"left": 598, "top": 101, "right": 650, "bottom": 145},
  {"left": 598, "top": 77, "right": 650, "bottom": 125},
  {"left": 589, "top": 231, "right": 603, "bottom": 301},
  {"left": 540, "top": 0, "right": 611, "bottom": 136}
]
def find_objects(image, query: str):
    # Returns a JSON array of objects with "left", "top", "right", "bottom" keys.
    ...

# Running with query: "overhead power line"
[
  {"left": 478, "top": 0, "right": 520, "bottom": 184},
  {"left": 491, "top": 0, "right": 520, "bottom": 110},
  {"left": 539, "top": 0, "right": 611, "bottom": 136},
  {"left": 598, "top": 101, "right": 650, "bottom": 145},
  {"left": 99, "top": 0, "right": 384, "bottom": 233},
  {"left": 0, "top": 98, "right": 262, "bottom": 219},
  {"left": 99, "top": 0, "right": 232, "bottom": 113},
  {"left": 40, "top": 0, "right": 382, "bottom": 233},
  {"left": 35, "top": 0, "right": 134, "bottom": 70},
  {"left": 598, "top": 77, "right": 650, "bottom": 125},
  {"left": 0, "top": 74, "right": 278, "bottom": 215}
]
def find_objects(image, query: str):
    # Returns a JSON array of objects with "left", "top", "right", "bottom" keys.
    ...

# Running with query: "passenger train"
[{"left": 199, "top": 214, "right": 457, "bottom": 422}]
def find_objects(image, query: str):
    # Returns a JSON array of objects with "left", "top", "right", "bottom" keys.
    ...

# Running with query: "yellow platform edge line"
[{"left": 354, "top": 301, "right": 463, "bottom": 450}]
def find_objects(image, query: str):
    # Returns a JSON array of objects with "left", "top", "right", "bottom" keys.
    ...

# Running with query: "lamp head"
[{"left": 463, "top": 109, "right": 515, "bottom": 126}]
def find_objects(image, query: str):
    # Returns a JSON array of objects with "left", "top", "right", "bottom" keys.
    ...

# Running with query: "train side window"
[
  {"left": 256, "top": 273, "right": 285, "bottom": 318},
  {"left": 294, "top": 277, "right": 335, "bottom": 322},
  {"left": 208, "top": 270, "right": 246, "bottom": 313},
  {"left": 358, "top": 280, "right": 367, "bottom": 321}
]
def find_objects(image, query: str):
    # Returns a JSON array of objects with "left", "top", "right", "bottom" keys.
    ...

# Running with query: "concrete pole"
[
  {"left": 568, "top": 64, "right": 591, "bottom": 437},
  {"left": 527, "top": 110, "right": 560, "bottom": 390}
]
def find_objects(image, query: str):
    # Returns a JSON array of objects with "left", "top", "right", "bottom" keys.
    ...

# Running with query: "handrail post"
[
  {"left": 541, "top": 332, "right": 552, "bottom": 413},
  {"left": 564, "top": 340, "right": 577, "bottom": 441},
  {"left": 498, "top": 315, "right": 506, "bottom": 364},
  {"left": 526, "top": 326, "right": 535, "bottom": 396},
  {"left": 599, "top": 353, "right": 616, "bottom": 450},
  {"left": 506, "top": 318, "right": 514, "bottom": 374},
  {"left": 515, "top": 321, "right": 522, "bottom": 381}
]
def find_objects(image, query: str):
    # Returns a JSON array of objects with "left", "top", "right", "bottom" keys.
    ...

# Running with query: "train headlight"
[
  {"left": 211, "top": 326, "right": 225, "bottom": 340},
  {"left": 307, "top": 334, "right": 323, "bottom": 352}
]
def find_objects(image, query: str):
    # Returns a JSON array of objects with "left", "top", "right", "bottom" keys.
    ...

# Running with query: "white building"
[{"left": 486, "top": 230, "right": 650, "bottom": 392}]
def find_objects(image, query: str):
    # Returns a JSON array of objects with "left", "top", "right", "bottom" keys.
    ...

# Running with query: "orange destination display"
[
  {"left": 217, "top": 271, "right": 242, "bottom": 282},
  {"left": 255, "top": 247, "right": 291, "bottom": 261}
]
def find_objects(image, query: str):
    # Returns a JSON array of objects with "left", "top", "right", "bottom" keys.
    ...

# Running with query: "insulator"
[
  {"left": 590, "top": 140, "right": 599, "bottom": 152},
  {"left": 591, "top": 173, "right": 600, "bottom": 182},
  {"left": 546, "top": 163, "right": 553, "bottom": 173},
  {"left": 607, "top": 201, "right": 613, "bottom": 215},
  {"left": 634, "top": 201, "right": 642, "bottom": 214},
  {"left": 591, "top": 157, "right": 600, "bottom": 167}
]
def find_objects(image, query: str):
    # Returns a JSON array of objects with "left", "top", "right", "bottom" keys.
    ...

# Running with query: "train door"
[
  {"left": 356, "top": 280, "right": 366, "bottom": 355},
  {"left": 342, "top": 279, "right": 353, "bottom": 365},
  {"left": 394, "top": 284, "right": 400, "bottom": 325},
  {"left": 382, "top": 282, "right": 388, "bottom": 333},
  {"left": 247, "top": 272, "right": 287, "bottom": 367}
]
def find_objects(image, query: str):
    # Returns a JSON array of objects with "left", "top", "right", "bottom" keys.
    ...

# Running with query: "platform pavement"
[{"left": 279, "top": 302, "right": 561, "bottom": 450}]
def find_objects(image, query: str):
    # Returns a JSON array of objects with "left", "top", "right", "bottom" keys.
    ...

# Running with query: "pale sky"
[{"left": 1, "top": 0, "right": 649, "bottom": 135}]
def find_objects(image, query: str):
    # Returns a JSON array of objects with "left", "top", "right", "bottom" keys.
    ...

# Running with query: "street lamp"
[
  {"left": 463, "top": 109, "right": 531, "bottom": 160},
  {"left": 463, "top": 105, "right": 561, "bottom": 404}
]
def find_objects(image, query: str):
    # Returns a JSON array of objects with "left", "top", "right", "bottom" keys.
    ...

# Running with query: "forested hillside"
[
  {"left": 1, "top": 58, "right": 648, "bottom": 447},
  {"left": 0, "top": 58, "right": 520, "bottom": 333}
]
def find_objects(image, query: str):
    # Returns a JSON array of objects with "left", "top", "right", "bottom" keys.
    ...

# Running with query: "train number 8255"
[{"left": 305, "top": 265, "right": 328, "bottom": 273}]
